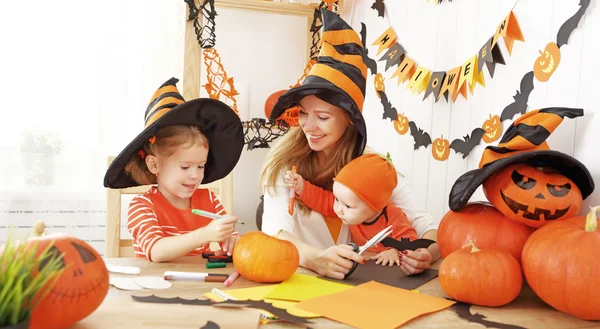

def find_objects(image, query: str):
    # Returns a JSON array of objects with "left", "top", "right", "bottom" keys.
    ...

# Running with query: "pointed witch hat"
[
  {"left": 104, "top": 77, "right": 244, "bottom": 189},
  {"left": 269, "top": 9, "right": 368, "bottom": 156},
  {"left": 449, "top": 107, "right": 594, "bottom": 211}
]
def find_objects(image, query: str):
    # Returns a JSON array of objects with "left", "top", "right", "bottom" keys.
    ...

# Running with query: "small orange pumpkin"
[
  {"left": 533, "top": 42, "right": 560, "bottom": 82},
  {"left": 394, "top": 113, "right": 409, "bottom": 135},
  {"left": 29, "top": 222, "right": 109, "bottom": 329},
  {"left": 233, "top": 231, "right": 299, "bottom": 283},
  {"left": 374, "top": 73, "right": 385, "bottom": 97},
  {"left": 521, "top": 206, "right": 600, "bottom": 320},
  {"left": 264, "top": 89, "right": 287, "bottom": 119},
  {"left": 481, "top": 114, "right": 502, "bottom": 143},
  {"left": 432, "top": 136, "right": 450, "bottom": 161},
  {"left": 278, "top": 106, "right": 300, "bottom": 127},
  {"left": 483, "top": 164, "right": 582, "bottom": 228},
  {"left": 439, "top": 241, "right": 522, "bottom": 307}
]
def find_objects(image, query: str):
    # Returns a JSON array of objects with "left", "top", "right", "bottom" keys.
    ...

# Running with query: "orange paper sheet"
[{"left": 295, "top": 281, "right": 455, "bottom": 329}]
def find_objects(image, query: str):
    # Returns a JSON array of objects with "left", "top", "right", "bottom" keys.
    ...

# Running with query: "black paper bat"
[
  {"left": 380, "top": 237, "right": 436, "bottom": 251},
  {"left": 449, "top": 128, "right": 486, "bottom": 159},
  {"left": 200, "top": 321, "right": 220, "bottom": 329},
  {"left": 450, "top": 301, "right": 527, "bottom": 329},
  {"left": 409, "top": 121, "right": 432, "bottom": 150},
  {"left": 377, "top": 91, "right": 398, "bottom": 121},
  {"left": 371, "top": 0, "right": 385, "bottom": 17},
  {"left": 556, "top": 0, "right": 590, "bottom": 48},
  {"left": 360, "top": 23, "right": 378, "bottom": 75},
  {"left": 500, "top": 71, "right": 534, "bottom": 122},
  {"left": 131, "top": 295, "right": 313, "bottom": 326}
]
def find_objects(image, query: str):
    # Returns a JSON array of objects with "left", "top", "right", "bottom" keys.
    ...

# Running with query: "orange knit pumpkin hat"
[{"left": 333, "top": 153, "right": 398, "bottom": 211}]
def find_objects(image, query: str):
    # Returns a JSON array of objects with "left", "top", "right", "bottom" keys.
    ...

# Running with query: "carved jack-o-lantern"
[
  {"left": 483, "top": 164, "right": 582, "bottom": 228},
  {"left": 432, "top": 136, "right": 450, "bottom": 161},
  {"left": 394, "top": 113, "right": 409, "bottom": 135},
  {"left": 481, "top": 114, "right": 502, "bottom": 143},
  {"left": 533, "top": 42, "right": 561, "bottom": 82},
  {"left": 374, "top": 73, "right": 385, "bottom": 98},
  {"left": 264, "top": 89, "right": 287, "bottom": 119},
  {"left": 29, "top": 222, "right": 109, "bottom": 329},
  {"left": 278, "top": 106, "right": 300, "bottom": 127}
]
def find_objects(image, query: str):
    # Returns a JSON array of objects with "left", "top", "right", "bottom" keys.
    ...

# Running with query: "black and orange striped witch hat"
[
  {"left": 104, "top": 77, "right": 244, "bottom": 189},
  {"left": 449, "top": 107, "right": 594, "bottom": 211},
  {"left": 270, "top": 9, "right": 368, "bottom": 156}
]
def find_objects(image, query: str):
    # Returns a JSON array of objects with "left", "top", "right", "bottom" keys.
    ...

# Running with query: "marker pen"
[{"left": 163, "top": 271, "right": 228, "bottom": 282}]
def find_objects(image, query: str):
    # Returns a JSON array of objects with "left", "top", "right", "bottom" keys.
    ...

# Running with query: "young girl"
[
  {"left": 285, "top": 153, "right": 420, "bottom": 272},
  {"left": 104, "top": 77, "right": 244, "bottom": 263}
]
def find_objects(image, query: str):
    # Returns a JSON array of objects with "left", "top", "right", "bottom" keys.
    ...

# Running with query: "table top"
[{"left": 72, "top": 256, "right": 598, "bottom": 329}]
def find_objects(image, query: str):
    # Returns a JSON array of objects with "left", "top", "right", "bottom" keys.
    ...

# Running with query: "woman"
[{"left": 259, "top": 10, "right": 440, "bottom": 280}]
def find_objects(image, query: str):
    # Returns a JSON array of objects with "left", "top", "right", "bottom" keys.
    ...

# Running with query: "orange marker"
[{"left": 288, "top": 165, "right": 297, "bottom": 215}]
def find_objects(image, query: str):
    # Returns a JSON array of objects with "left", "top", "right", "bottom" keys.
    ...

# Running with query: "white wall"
[{"left": 347, "top": 0, "right": 600, "bottom": 223}]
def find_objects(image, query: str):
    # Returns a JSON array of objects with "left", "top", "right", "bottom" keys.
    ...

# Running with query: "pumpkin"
[
  {"left": 481, "top": 114, "right": 502, "bottom": 143},
  {"left": 439, "top": 241, "right": 522, "bottom": 307},
  {"left": 29, "top": 222, "right": 109, "bottom": 329},
  {"left": 278, "top": 106, "right": 300, "bottom": 127},
  {"left": 533, "top": 42, "right": 560, "bottom": 82},
  {"left": 264, "top": 89, "right": 287, "bottom": 119},
  {"left": 438, "top": 202, "right": 533, "bottom": 263},
  {"left": 521, "top": 206, "right": 600, "bottom": 320},
  {"left": 232, "top": 231, "right": 299, "bottom": 283},
  {"left": 394, "top": 113, "right": 409, "bottom": 135},
  {"left": 432, "top": 136, "right": 450, "bottom": 161},
  {"left": 374, "top": 73, "right": 385, "bottom": 97},
  {"left": 483, "top": 164, "right": 582, "bottom": 228}
]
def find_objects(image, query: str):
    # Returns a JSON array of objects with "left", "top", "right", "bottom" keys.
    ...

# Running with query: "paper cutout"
[
  {"left": 438, "top": 66, "right": 461, "bottom": 102},
  {"left": 360, "top": 23, "right": 378, "bottom": 75},
  {"left": 428, "top": 0, "right": 453, "bottom": 4},
  {"left": 481, "top": 114, "right": 503, "bottom": 143},
  {"left": 371, "top": 0, "right": 385, "bottom": 17},
  {"left": 391, "top": 56, "right": 416, "bottom": 85},
  {"left": 557, "top": 0, "right": 590, "bottom": 48},
  {"left": 449, "top": 300, "right": 527, "bottom": 329},
  {"left": 470, "top": 58, "right": 486, "bottom": 93},
  {"left": 431, "top": 136, "right": 451, "bottom": 161},
  {"left": 409, "top": 121, "right": 432, "bottom": 150},
  {"left": 131, "top": 295, "right": 314, "bottom": 326},
  {"left": 379, "top": 42, "right": 405, "bottom": 71},
  {"left": 372, "top": 27, "right": 397, "bottom": 56},
  {"left": 423, "top": 71, "right": 446, "bottom": 101},
  {"left": 203, "top": 48, "right": 240, "bottom": 116},
  {"left": 265, "top": 274, "right": 352, "bottom": 302},
  {"left": 449, "top": 127, "right": 486, "bottom": 159},
  {"left": 200, "top": 321, "right": 220, "bottom": 329},
  {"left": 242, "top": 118, "right": 289, "bottom": 151},
  {"left": 110, "top": 277, "right": 144, "bottom": 291},
  {"left": 132, "top": 276, "right": 173, "bottom": 290},
  {"left": 185, "top": 0, "right": 217, "bottom": 49},
  {"left": 296, "top": 281, "right": 454, "bottom": 329},
  {"left": 457, "top": 56, "right": 475, "bottom": 100},
  {"left": 380, "top": 237, "right": 436, "bottom": 251},
  {"left": 377, "top": 91, "right": 399, "bottom": 121},
  {"left": 487, "top": 40, "right": 507, "bottom": 78},
  {"left": 500, "top": 71, "right": 534, "bottom": 121},
  {"left": 502, "top": 11, "right": 525, "bottom": 55},
  {"left": 406, "top": 67, "right": 431, "bottom": 95},
  {"left": 394, "top": 113, "right": 410, "bottom": 135},
  {"left": 533, "top": 42, "right": 561, "bottom": 82}
]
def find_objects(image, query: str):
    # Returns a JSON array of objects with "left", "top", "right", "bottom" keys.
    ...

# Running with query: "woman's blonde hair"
[
  {"left": 259, "top": 124, "right": 358, "bottom": 201},
  {"left": 124, "top": 125, "right": 209, "bottom": 185}
]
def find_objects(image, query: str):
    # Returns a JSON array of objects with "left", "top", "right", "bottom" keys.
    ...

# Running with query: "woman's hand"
[
  {"left": 284, "top": 170, "right": 305, "bottom": 196},
  {"left": 311, "top": 244, "right": 366, "bottom": 280},
  {"left": 399, "top": 248, "right": 433, "bottom": 275},
  {"left": 216, "top": 235, "right": 240, "bottom": 256}
]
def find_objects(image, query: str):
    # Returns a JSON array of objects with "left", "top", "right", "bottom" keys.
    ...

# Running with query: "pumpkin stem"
[
  {"left": 585, "top": 206, "right": 599, "bottom": 232},
  {"left": 33, "top": 221, "right": 46, "bottom": 237},
  {"left": 462, "top": 240, "right": 480, "bottom": 253},
  {"left": 274, "top": 229, "right": 284, "bottom": 239}
]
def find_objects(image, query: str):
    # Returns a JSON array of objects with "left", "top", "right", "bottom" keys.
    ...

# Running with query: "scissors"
[{"left": 344, "top": 225, "right": 393, "bottom": 279}]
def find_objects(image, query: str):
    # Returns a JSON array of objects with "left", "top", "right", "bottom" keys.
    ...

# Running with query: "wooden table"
[{"left": 73, "top": 256, "right": 597, "bottom": 329}]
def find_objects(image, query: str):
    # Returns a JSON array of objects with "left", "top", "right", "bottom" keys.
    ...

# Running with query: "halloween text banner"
[{"left": 373, "top": 10, "right": 524, "bottom": 102}]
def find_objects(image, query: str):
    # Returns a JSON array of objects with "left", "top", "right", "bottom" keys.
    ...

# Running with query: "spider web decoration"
[
  {"left": 243, "top": 118, "right": 290, "bottom": 150},
  {"left": 185, "top": 0, "right": 217, "bottom": 49}
]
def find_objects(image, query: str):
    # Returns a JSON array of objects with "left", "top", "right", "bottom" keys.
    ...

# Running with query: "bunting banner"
[
  {"left": 373, "top": 6, "right": 524, "bottom": 102},
  {"left": 427, "top": 0, "right": 453, "bottom": 4}
]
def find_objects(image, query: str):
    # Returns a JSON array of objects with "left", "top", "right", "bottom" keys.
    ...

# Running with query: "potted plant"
[
  {"left": 20, "top": 129, "right": 63, "bottom": 185},
  {"left": 0, "top": 232, "right": 64, "bottom": 329}
]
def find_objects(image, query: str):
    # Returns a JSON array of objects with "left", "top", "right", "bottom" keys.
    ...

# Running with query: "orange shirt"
[
  {"left": 127, "top": 186, "right": 230, "bottom": 260},
  {"left": 299, "top": 181, "right": 417, "bottom": 252}
]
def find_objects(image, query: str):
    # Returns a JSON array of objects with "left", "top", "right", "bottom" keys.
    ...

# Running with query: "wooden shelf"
[{"left": 214, "top": 0, "right": 319, "bottom": 16}]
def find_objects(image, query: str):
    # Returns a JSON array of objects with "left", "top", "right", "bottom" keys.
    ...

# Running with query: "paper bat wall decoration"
[
  {"left": 360, "top": 23, "right": 378, "bottom": 75},
  {"left": 380, "top": 237, "right": 436, "bottom": 251},
  {"left": 131, "top": 295, "right": 313, "bottom": 326},
  {"left": 200, "top": 321, "right": 220, "bottom": 329},
  {"left": 500, "top": 71, "right": 534, "bottom": 122},
  {"left": 449, "top": 301, "right": 527, "bottom": 329},
  {"left": 449, "top": 127, "right": 486, "bottom": 159},
  {"left": 377, "top": 91, "right": 398, "bottom": 121},
  {"left": 371, "top": 0, "right": 385, "bottom": 17},
  {"left": 556, "top": 0, "right": 590, "bottom": 48},
  {"left": 409, "top": 121, "right": 432, "bottom": 150}
]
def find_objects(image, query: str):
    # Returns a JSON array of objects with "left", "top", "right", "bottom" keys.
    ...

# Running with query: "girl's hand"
[
  {"left": 312, "top": 244, "right": 366, "bottom": 280},
  {"left": 218, "top": 235, "right": 240, "bottom": 256},
  {"left": 399, "top": 248, "right": 433, "bottom": 275},
  {"left": 372, "top": 248, "right": 400, "bottom": 266},
  {"left": 284, "top": 170, "right": 305, "bottom": 196},
  {"left": 203, "top": 216, "right": 238, "bottom": 242}
]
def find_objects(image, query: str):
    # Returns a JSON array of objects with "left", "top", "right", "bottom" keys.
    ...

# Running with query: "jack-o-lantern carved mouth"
[
  {"left": 500, "top": 190, "right": 570, "bottom": 221},
  {"left": 540, "top": 55, "right": 555, "bottom": 73},
  {"left": 435, "top": 147, "right": 446, "bottom": 158},
  {"left": 486, "top": 129, "right": 498, "bottom": 139}
]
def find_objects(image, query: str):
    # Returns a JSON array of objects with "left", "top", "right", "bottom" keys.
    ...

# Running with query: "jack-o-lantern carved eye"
[
  {"left": 547, "top": 182, "right": 571, "bottom": 197},
  {"left": 72, "top": 242, "right": 97, "bottom": 263},
  {"left": 39, "top": 245, "right": 66, "bottom": 271},
  {"left": 511, "top": 170, "right": 536, "bottom": 190}
]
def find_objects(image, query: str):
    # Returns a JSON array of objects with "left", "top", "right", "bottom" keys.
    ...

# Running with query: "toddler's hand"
[
  {"left": 372, "top": 248, "right": 400, "bottom": 267},
  {"left": 203, "top": 215, "right": 238, "bottom": 242},
  {"left": 284, "top": 170, "right": 305, "bottom": 196}
]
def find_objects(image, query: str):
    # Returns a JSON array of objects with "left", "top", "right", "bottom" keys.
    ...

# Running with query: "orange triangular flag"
[
  {"left": 503, "top": 11, "right": 524, "bottom": 55},
  {"left": 372, "top": 27, "right": 397, "bottom": 56}
]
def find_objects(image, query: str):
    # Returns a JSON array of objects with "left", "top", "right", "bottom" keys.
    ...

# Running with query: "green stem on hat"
[{"left": 584, "top": 206, "right": 599, "bottom": 232}]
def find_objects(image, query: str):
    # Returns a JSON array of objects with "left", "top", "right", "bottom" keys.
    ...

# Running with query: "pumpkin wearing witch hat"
[{"left": 449, "top": 107, "right": 594, "bottom": 229}]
